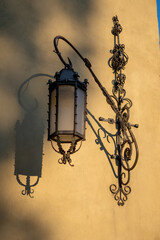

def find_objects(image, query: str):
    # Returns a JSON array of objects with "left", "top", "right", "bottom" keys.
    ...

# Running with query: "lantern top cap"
[{"left": 54, "top": 68, "right": 80, "bottom": 82}]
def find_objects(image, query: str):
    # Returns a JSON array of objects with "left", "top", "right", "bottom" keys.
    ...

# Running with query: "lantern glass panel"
[
  {"left": 58, "top": 85, "right": 74, "bottom": 131},
  {"left": 50, "top": 89, "right": 56, "bottom": 135},
  {"left": 76, "top": 88, "right": 85, "bottom": 135}
]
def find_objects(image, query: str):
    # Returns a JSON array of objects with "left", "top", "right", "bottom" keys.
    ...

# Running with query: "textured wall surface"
[{"left": 0, "top": 0, "right": 160, "bottom": 239}]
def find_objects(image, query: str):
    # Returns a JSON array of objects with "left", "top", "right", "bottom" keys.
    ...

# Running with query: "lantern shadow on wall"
[
  {"left": 15, "top": 111, "right": 44, "bottom": 198},
  {"left": 15, "top": 73, "right": 54, "bottom": 197}
]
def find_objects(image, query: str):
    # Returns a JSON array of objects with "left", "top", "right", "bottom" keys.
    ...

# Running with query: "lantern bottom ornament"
[{"left": 48, "top": 68, "right": 88, "bottom": 166}]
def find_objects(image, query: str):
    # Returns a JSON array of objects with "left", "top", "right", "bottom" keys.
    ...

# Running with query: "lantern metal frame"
[
  {"left": 48, "top": 69, "right": 88, "bottom": 143},
  {"left": 48, "top": 68, "right": 88, "bottom": 166}
]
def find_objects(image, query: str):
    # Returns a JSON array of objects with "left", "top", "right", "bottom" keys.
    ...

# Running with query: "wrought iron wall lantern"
[
  {"left": 16, "top": 16, "right": 138, "bottom": 204},
  {"left": 48, "top": 16, "right": 139, "bottom": 206},
  {"left": 47, "top": 16, "right": 139, "bottom": 206}
]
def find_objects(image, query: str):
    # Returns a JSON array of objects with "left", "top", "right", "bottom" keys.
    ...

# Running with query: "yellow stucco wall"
[{"left": 0, "top": 0, "right": 160, "bottom": 239}]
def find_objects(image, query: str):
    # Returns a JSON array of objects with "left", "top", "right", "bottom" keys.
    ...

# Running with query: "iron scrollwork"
[
  {"left": 106, "top": 16, "right": 139, "bottom": 205},
  {"left": 50, "top": 136, "right": 82, "bottom": 167}
]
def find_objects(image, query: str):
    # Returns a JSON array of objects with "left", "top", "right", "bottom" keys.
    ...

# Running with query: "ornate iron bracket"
[
  {"left": 53, "top": 15, "right": 139, "bottom": 205},
  {"left": 100, "top": 16, "right": 139, "bottom": 205}
]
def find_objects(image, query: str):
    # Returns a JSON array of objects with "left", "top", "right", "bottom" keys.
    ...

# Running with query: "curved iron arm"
[
  {"left": 54, "top": 36, "right": 86, "bottom": 68},
  {"left": 53, "top": 36, "right": 131, "bottom": 133}
]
